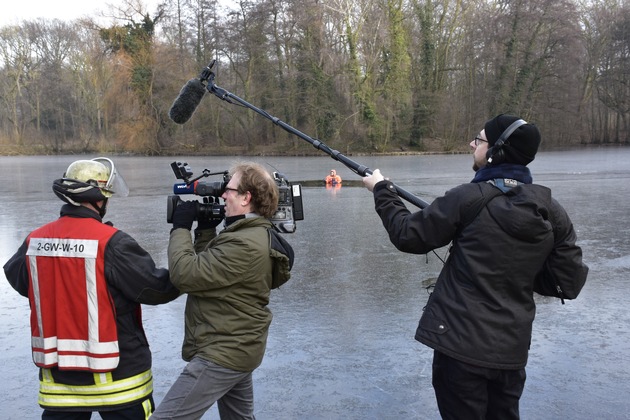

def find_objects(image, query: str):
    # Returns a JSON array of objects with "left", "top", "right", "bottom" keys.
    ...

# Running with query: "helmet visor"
[{"left": 92, "top": 157, "right": 129, "bottom": 197}]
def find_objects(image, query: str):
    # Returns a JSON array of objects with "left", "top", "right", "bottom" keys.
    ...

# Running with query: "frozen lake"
[{"left": 1, "top": 148, "right": 629, "bottom": 419}]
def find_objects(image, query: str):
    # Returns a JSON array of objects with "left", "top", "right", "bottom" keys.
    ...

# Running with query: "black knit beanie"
[{"left": 484, "top": 114, "right": 541, "bottom": 166}]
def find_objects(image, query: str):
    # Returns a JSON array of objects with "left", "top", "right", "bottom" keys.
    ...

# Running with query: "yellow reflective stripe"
[
  {"left": 38, "top": 369, "right": 153, "bottom": 408},
  {"left": 38, "top": 383, "right": 153, "bottom": 408},
  {"left": 142, "top": 397, "right": 153, "bottom": 419},
  {"left": 41, "top": 368, "right": 54, "bottom": 383},
  {"left": 40, "top": 369, "right": 151, "bottom": 394}
]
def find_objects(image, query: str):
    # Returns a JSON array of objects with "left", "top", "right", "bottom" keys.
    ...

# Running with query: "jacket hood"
[{"left": 487, "top": 185, "right": 553, "bottom": 243}]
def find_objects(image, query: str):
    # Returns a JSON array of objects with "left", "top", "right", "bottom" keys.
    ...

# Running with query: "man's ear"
[{"left": 241, "top": 191, "right": 252, "bottom": 207}]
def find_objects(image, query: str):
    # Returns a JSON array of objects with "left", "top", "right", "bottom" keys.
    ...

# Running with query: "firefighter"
[{"left": 4, "top": 157, "right": 179, "bottom": 419}]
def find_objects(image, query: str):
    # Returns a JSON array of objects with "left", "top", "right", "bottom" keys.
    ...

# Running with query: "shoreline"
[{"left": 1, "top": 143, "right": 623, "bottom": 158}]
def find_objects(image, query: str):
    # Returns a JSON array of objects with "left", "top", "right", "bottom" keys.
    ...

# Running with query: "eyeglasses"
[
  {"left": 473, "top": 136, "right": 488, "bottom": 146},
  {"left": 224, "top": 187, "right": 240, "bottom": 195}
]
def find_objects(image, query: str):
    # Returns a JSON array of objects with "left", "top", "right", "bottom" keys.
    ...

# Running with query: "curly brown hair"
[{"left": 229, "top": 162, "right": 279, "bottom": 218}]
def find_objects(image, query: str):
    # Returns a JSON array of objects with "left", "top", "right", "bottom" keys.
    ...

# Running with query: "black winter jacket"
[{"left": 372, "top": 179, "right": 588, "bottom": 369}]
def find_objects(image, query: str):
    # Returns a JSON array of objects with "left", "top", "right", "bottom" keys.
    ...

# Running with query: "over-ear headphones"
[{"left": 486, "top": 119, "right": 527, "bottom": 164}]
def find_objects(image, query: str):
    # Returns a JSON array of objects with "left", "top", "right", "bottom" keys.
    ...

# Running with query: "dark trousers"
[
  {"left": 432, "top": 351, "right": 526, "bottom": 420},
  {"left": 42, "top": 396, "right": 154, "bottom": 420}
]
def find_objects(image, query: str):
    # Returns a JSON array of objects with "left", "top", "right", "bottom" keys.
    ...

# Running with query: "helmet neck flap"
[
  {"left": 52, "top": 158, "right": 127, "bottom": 218},
  {"left": 52, "top": 178, "right": 109, "bottom": 217}
]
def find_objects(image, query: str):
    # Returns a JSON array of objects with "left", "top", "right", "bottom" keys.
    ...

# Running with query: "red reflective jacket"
[{"left": 26, "top": 216, "right": 119, "bottom": 372}]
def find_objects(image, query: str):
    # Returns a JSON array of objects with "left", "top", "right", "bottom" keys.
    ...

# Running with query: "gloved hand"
[
  {"left": 362, "top": 169, "right": 385, "bottom": 192},
  {"left": 171, "top": 201, "right": 197, "bottom": 231}
]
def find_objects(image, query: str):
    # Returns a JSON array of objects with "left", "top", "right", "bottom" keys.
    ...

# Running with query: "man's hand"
[
  {"left": 171, "top": 201, "right": 197, "bottom": 231},
  {"left": 362, "top": 169, "right": 385, "bottom": 192}
]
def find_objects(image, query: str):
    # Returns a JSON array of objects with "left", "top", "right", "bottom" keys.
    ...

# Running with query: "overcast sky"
[{"left": 1, "top": 0, "right": 165, "bottom": 27}]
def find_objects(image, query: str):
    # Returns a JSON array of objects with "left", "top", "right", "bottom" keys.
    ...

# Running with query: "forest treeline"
[{"left": 1, "top": 0, "right": 629, "bottom": 156}]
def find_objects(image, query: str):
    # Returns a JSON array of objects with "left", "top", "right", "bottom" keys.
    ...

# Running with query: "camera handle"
[
  {"left": 202, "top": 63, "right": 429, "bottom": 209},
  {"left": 192, "top": 169, "right": 228, "bottom": 183}
]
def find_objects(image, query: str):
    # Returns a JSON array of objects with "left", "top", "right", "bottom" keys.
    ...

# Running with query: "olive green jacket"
[{"left": 168, "top": 216, "right": 292, "bottom": 372}]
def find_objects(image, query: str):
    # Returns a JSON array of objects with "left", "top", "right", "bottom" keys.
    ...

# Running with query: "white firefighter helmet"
[{"left": 53, "top": 157, "right": 128, "bottom": 206}]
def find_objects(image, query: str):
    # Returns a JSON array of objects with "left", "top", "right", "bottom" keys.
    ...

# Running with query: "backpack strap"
[
  {"left": 459, "top": 183, "right": 504, "bottom": 230},
  {"left": 450, "top": 183, "right": 503, "bottom": 253},
  {"left": 268, "top": 227, "right": 295, "bottom": 289}
]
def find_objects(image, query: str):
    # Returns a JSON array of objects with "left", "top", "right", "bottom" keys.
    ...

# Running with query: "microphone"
[{"left": 168, "top": 79, "right": 207, "bottom": 124}]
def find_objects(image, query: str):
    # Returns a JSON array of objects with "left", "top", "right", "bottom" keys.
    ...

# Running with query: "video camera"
[{"left": 166, "top": 162, "right": 304, "bottom": 233}]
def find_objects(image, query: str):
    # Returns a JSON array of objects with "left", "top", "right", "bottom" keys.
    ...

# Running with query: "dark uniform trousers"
[{"left": 432, "top": 351, "right": 526, "bottom": 420}]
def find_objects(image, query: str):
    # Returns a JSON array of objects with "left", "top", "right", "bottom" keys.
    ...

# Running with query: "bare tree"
[
  {"left": 590, "top": 1, "right": 630, "bottom": 143},
  {"left": 0, "top": 24, "right": 36, "bottom": 145}
]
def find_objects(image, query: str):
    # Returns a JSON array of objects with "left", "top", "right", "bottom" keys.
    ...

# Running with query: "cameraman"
[
  {"left": 153, "top": 162, "right": 294, "bottom": 419},
  {"left": 362, "top": 115, "right": 588, "bottom": 419}
]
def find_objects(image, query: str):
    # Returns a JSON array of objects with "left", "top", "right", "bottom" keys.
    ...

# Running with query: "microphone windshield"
[{"left": 169, "top": 79, "right": 206, "bottom": 124}]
